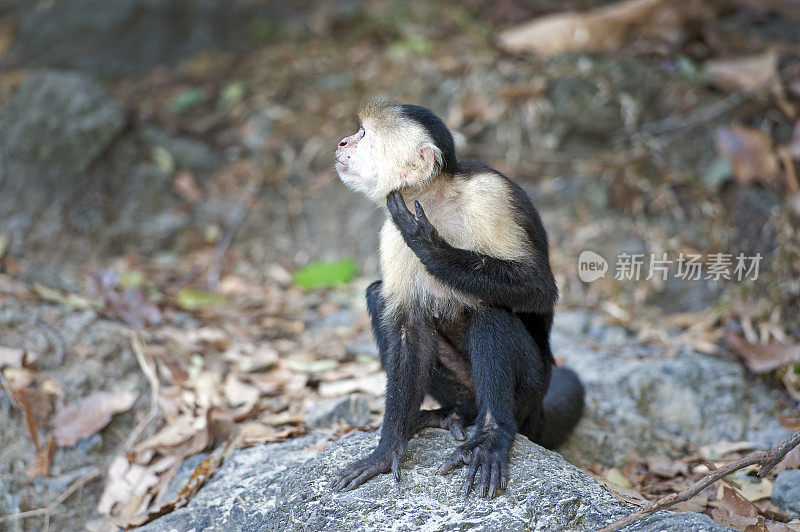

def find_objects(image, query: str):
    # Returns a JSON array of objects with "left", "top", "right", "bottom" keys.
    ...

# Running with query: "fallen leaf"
[
  {"left": 33, "top": 283, "right": 102, "bottom": 310},
  {"left": 700, "top": 440, "right": 756, "bottom": 459},
  {"left": 117, "top": 439, "right": 234, "bottom": 528},
  {"left": 714, "top": 126, "right": 780, "bottom": 186},
  {"left": 26, "top": 436, "right": 55, "bottom": 478},
  {"left": 53, "top": 391, "right": 138, "bottom": 447},
  {"left": 175, "top": 287, "right": 227, "bottom": 311},
  {"left": 725, "top": 332, "right": 800, "bottom": 373},
  {"left": 173, "top": 171, "right": 203, "bottom": 203},
  {"left": 718, "top": 477, "right": 773, "bottom": 502},
  {"left": 497, "top": 0, "right": 696, "bottom": 56},
  {"left": 318, "top": 373, "right": 386, "bottom": 397},
  {"left": 223, "top": 342, "right": 278, "bottom": 372},
  {"left": 237, "top": 422, "right": 305, "bottom": 447},
  {"left": 0, "top": 345, "right": 36, "bottom": 368},
  {"left": 292, "top": 260, "right": 359, "bottom": 290},
  {"left": 223, "top": 373, "right": 259, "bottom": 408},
  {"left": 706, "top": 51, "right": 778, "bottom": 93},
  {"left": 97, "top": 455, "right": 173, "bottom": 518},
  {"left": 714, "top": 485, "right": 760, "bottom": 518}
]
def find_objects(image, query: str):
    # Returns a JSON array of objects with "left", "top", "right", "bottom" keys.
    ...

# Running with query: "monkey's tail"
[{"left": 539, "top": 366, "right": 585, "bottom": 450}]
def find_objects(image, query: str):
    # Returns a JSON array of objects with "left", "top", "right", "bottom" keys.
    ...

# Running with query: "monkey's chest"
[{"left": 378, "top": 218, "right": 478, "bottom": 317}]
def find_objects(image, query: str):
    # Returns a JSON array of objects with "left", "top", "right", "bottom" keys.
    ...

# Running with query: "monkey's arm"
[{"left": 387, "top": 191, "right": 557, "bottom": 313}]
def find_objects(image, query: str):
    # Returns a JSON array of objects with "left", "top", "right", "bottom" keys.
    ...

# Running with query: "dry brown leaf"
[
  {"left": 497, "top": 0, "right": 693, "bottom": 56},
  {"left": 718, "top": 477, "right": 773, "bottom": 502},
  {"left": 725, "top": 332, "right": 800, "bottom": 373},
  {"left": 118, "top": 439, "right": 234, "bottom": 528},
  {"left": 0, "top": 346, "right": 37, "bottom": 368},
  {"left": 700, "top": 440, "right": 757, "bottom": 459},
  {"left": 25, "top": 436, "right": 55, "bottom": 478},
  {"left": 714, "top": 485, "right": 760, "bottom": 517},
  {"left": 223, "top": 373, "right": 259, "bottom": 408},
  {"left": 133, "top": 414, "right": 206, "bottom": 456},
  {"left": 53, "top": 391, "right": 138, "bottom": 447},
  {"left": 706, "top": 51, "right": 778, "bottom": 93},
  {"left": 715, "top": 126, "right": 780, "bottom": 186},
  {"left": 223, "top": 342, "right": 278, "bottom": 373},
  {"left": 318, "top": 373, "right": 386, "bottom": 397},
  {"left": 237, "top": 422, "right": 305, "bottom": 447},
  {"left": 97, "top": 455, "right": 177, "bottom": 518},
  {"left": 173, "top": 171, "right": 203, "bottom": 203}
]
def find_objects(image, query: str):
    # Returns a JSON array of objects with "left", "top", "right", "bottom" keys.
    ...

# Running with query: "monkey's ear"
[{"left": 403, "top": 143, "right": 440, "bottom": 186}]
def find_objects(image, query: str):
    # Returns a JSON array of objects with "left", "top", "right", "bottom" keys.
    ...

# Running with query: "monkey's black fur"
[
  {"left": 399, "top": 104, "right": 458, "bottom": 174},
  {"left": 331, "top": 105, "right": 585, "bottom": 499}
]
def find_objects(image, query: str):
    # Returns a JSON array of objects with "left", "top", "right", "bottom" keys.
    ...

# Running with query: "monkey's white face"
[
  {"left": 334, "top": 124, "right": 385, "bottom": 201},
  {"left": 335, "top": 115, "right": 440, "bottom": 203}
]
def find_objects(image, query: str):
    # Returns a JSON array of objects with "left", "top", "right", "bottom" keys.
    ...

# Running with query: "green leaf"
[
  {"left": 168, "top": 88, "right": 207, "bottom": 114},
  {"left": 292, "top": 260, "right": 358, "bottom": 290},
  {"left": 175, "top": 287, "right": 227, "bottom": 310}
]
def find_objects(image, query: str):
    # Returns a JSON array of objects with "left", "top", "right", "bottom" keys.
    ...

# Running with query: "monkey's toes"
[
  {"left": 330, "top": 449, "right": 401, "bottom": 493},
  {"left": 415, "top": 409, "right": 466, "bottom": 441},
  {"left": 438, "top": 435, "right": 510, "bottom": 498}
]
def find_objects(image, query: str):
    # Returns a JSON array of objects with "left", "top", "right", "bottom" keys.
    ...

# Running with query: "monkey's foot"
[
  {"left": 438, "top": 431, "right": 511, "bottom": 498},
  {"left": 331, "top": 446, "right": 404, "bottom": 492},
  {"left": 415, "top": 408, "right": 466, "bottom": 441}
]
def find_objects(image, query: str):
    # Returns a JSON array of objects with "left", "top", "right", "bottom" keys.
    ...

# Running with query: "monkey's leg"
[
  {"left": 439, "top": 308, "right": 548, "bottom": 499},
  {"left": 332, "top": 307, "right": 437, "bottom": 492}
]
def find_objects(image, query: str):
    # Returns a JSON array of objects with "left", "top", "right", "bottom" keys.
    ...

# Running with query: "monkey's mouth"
[{"left": 334, "top": 154, "right": 349, "bottom": 171}]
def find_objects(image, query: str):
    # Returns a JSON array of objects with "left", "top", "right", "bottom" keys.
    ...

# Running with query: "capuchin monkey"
[{"left": 331, "top": 98, "right": 584, "bottom": 498}]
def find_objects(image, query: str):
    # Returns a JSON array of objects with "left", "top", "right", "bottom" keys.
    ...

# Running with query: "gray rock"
[
  {"left": 0, "top": 70, "right": 125, "bottom": 174},
  {"left": 772, "top": 469, "right": 800, "bottom": 517},
  {"left": 306, "top": 394, "right": 372, "bottom": 428},
  {"left": 2, "top": 1, "right": 307, "bottom": 77},
  {"left": 553, "top": 315, "right": 788, "bottom": 466},
  {"left": 144, "top": 430, "right": 726, "bottom": 531}
]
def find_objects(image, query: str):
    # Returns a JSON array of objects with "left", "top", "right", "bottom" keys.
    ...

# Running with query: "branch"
[{"left": 598, "top": 430, "right": 800, "bottom": 532}]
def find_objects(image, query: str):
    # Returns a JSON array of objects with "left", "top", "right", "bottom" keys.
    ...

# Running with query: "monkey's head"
[{"left": 334, "top": 98, "right": 457, "bottom": 202}]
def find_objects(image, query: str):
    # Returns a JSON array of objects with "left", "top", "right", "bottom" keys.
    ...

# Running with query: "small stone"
[
  {"left": 772, "top": 470, "right": 800, "bottom": 517},
  {"left": 306, "top": 394, "right": 371, "bottom": 428}
]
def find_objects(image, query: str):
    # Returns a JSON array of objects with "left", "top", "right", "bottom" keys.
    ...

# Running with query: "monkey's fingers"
[
  {"left": 386, "top": 191, "right": 418, "bottom": 232},
  {"left": 392, "top": 454, "right": 401, "bottom": 482},
  {"left": 442, "top": 413, "right": 467, "bottom": 441},
  {"left": 413, "top": 201, "right": 429, "bottom": 223},
  {"left": 463, "top": 454, "right": 480, "bottom": 497},
  {"left": 489, "top": 463, "right": 501, "bottom": 499},
  {"left": 438, "top": 445, "right": 473, "bottom": 475}
]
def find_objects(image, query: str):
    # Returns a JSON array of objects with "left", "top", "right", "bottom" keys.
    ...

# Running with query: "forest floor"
[{"left": 1, "top": 1, "right": 800, "bottom": 530}]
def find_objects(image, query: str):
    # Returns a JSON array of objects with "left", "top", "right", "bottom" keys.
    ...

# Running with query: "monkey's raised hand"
[{"left": 387, "top": 191, "right": 445, "bottom": 262}]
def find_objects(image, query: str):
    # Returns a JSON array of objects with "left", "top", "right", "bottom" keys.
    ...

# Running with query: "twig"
[
  {"left": 124, "top": 332, "right": 160, "bottom": 450},
  {"left": 0, "top": 466, "right": 104, "bottom": 528},
  {"left": 206, "top": 178, "right": 260, "bottom": 291},
  {"left": 598, "top": 430, "right": 800, "bottom": 532},
  {"left": 35, "top": 318, "right": 67, "bottom": 365}
]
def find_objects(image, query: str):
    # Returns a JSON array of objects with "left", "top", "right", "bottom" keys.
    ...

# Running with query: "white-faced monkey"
[{"left": 331, "top": 98, "right": 584, "bottom": 498}]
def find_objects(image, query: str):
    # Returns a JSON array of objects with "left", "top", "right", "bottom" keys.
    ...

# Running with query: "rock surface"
[
  {"left": 552, "top": 312, "right": 788, "bottom": 466},
  {"left": 0, "top": 71, "right": 125, "bottom": 174},
  {"left": 144, "top": 430, "right": 726, "bottom": 532},
  {"left": 772, "top": 469, "right": 800, "bottom": 517}
]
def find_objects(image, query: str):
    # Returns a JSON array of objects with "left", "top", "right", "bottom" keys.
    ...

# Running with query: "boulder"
[
  {"left": 144, "top": 430, "right": 726, "bottom": 531},
  {"left": 553, "top": 312, "right": 788, "bottom": 466},
  {"left": 772, "top": 469, "right": 800, "bottom": 517},
  {"left": 0, "top": 70, "right": 125, "bottom": 174}
]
